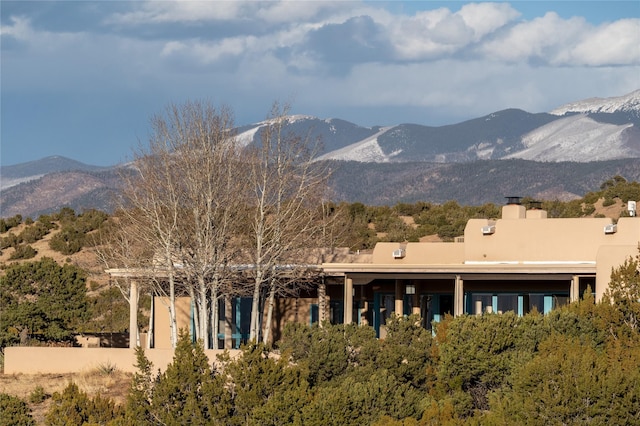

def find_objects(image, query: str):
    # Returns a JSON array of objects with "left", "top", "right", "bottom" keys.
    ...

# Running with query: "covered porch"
[{"left": 323, "top": 263, "right": 596, "bottom": 337}]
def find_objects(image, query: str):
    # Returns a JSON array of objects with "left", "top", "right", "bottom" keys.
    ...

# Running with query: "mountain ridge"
[{"left": 2, "top": 90, "right": 640, "bottom": 217}]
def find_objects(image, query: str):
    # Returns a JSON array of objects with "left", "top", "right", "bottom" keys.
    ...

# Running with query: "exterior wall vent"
[
  {"left": 481, "top": 225, "right": 495, "bottom": 235},
  {"left": 604, "top": 224, "right": 617, "bottom": 234},
  {"left": 392, "top": 248, "right": 406, "bottom": 259}
]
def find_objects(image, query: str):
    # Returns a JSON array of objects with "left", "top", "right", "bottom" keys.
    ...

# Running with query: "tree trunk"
[
  {"left": 168, "top": 272, "right": 178, "bottom": 348},
  {"left": 262, "top": 280, "right": 277, "bottom": 345},
  {"left": 198, "top": 276, "right": 209, "bottom": 348},
  {"left": 187, "top": 286, "right": 199, "bottom": 341},
  {"left": 249, "top": 269, "right": 264, "bottom": 342},
  {"left": 211, "top": 287, "right": 219, "bottom": 349}
]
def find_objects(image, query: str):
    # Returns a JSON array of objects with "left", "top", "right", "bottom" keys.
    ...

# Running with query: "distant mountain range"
[
  {"left": 238, "top": 90, "right": 640, "bottom": 163},
  {"left": 1, "top": 90, "right": 639, "bottom": 218}
]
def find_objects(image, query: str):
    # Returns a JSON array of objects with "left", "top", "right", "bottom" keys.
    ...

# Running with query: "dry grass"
[{"left": 0, "top": 368, "right": 132, "bottom": 424}]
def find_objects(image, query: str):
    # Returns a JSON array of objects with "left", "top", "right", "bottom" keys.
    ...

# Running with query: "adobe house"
[
  {"left": 113, "top": 197, "right": 640, "bottom": 346},
  {"left": 322, "top": 198, "right": 640, "bottom": 337},
  {"left": 6, "top": 198, "right": 638, "bottom": 374}
]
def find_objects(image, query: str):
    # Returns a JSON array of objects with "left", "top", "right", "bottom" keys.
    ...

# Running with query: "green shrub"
[
  {"left": 19, "top": 222, "right": 50, "bottom": 243},
  {"left": 0, "top": 393, "right": 35, "bottom": 426},
  {"left": 602, "top": 197, "right": 615, "bottom": 207},
  {"left": 0, "top": 233, "right": 20, "bottom": 250},
  {"left": 0, "top": 215, "right": 23, "bottom": 233},
  {"left": 45, "top": 382, "right": 123, "bottom": 425},
  {"left": 142, "top": 331, "right": 231, "bottom": 425},
  {"left": 49, "top": 226, "right": 85, "bottom": 255},
  {"left": 29, "top": 385, "right": 49, "bottom": 404},
  {"left": 75, "top": 209, "right": 109, "bottom": 233},
  {"left": 53, "top": 207, "right": 76, "bottom": 223},
  {"left": 0, "top": 258, "right": 90, "bottom": 347},
  {"left": 9, "top": 244, "right": 37, "bottom": 260}
]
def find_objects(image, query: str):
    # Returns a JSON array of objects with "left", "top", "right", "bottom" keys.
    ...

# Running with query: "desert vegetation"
[
  {"left": 0, "top": 177, "right": 638, "bottom": 352},
  {"left": 0, "top": 178, "right": 639, "bottom": 423},
  {"left": 1, "top": 99, "right": 639, "bottom": 423},
  {"left": 1, "top": 264, "right": 639, "bottom": 425}
]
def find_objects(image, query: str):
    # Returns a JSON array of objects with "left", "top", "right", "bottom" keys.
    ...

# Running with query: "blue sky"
[{"left": 1, "top": 1, "right": 639, "bottom": 167}]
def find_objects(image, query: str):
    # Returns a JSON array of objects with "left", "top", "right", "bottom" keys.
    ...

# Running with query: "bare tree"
[
  {"left": 117, "top": 101, "right": 243, "bottom": 348},
  {"left": 243, "top": 102, "right": 331, "bottom": 343},
  {"left": 91, "top": 211, "right": 155, "bottom": 345},
  {"left": 167, "top": 102, "right": 245, "bottom": 348},
  {"left": 119, "top": 141, "right": 184, "bottom": 348}
]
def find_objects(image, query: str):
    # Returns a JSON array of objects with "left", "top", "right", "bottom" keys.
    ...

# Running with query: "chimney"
[
  {"left": 502, "top": 196, "right": 526, "bottom": 219},
  {"left": 526, "top": 200, "right": 547, "bottom": 219}
]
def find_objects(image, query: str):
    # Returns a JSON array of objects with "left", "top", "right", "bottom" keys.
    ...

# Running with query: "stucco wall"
[
  {"left": 153, "top": 297, "right": 192, "bottom": 349},
  {"left": 3, "top": 347, "right": 241, "bottom": 375},
  {"left": 595, "top": 244, "right": 639, "bottom": 301},
  {"left": 464, "top": 217, "right": 617, "bottom": 262},
  {"left": 372, "top": 242, "right": 465, "bottom": 264}
]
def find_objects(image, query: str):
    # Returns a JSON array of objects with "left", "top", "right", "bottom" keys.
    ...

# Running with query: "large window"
[{"left": 468, "top": 292, "right": 569, "bottom": 316}]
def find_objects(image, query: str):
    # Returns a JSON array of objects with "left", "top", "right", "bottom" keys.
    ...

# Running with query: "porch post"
[
  {"left": 147, "top": 294, "right": 154, "bottom": 349},
  {"left": 454, "top": 275, "right": 464, "bottom": 317},
  {"left": 224, "top": 296, "right": 233, "bottom": 349},
  {"left": 318, "top": 281, "right": 327, "bottom": 325},
  {"left": 395, "top": 279, "right": 404, "bottom": 316},
  {"left": 570, "top": 275, "right": 580, "bottom": 302},
  {"left": 344, "top": 276, "right": 353, "bottom": 324},
  {"left": 412, "top": 282, "right": 420, "bottom": 316},
  {"left": 129, "top": 279, "right": 138, "bottom": 348}
]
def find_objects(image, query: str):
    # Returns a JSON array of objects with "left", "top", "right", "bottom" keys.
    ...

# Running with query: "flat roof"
[{"left": 321, "top": 261, "right": 596, "bottom": 277}]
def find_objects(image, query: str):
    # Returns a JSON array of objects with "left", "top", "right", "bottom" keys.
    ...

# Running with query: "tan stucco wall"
[
  {"left": 3, "top": 347, "right": 241, "bottom": 375},
  {"left": 464, "top": 217, "right": 617, "bottom": 262},
  {"left": 372, "top": 242, "right": 465, "bottom": 264},
  {"left": 595, "top": 244, "right": 640, "bottom": 301},
  {"left": 154, "top": 297, "right": 192, "bottom": 349},
  {"left": 266, "top": 298, "right": 317, "bottom": 343}
]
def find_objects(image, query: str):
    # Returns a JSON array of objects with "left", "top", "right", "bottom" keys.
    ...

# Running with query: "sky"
[{"left": 1, "top": 1, "right": 639, "bottom": 167}]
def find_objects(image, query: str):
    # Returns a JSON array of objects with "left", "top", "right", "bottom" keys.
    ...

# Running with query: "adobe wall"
[
  {"left": 153, "top": 297, "right": 192, "bottom": 349},
  {"left": 372, "top": 242, "right": 465, "bottom": 264},
  {"left": 595, "top": 244, "right": 640, "bottom": 301},
  {"left": 464, "top": 216, "right": 639, "bottom": 262},
  {"left": 3, "top": 347, "right": 241, "bottom": 375},
  {"left": 266, "top": 297, "right": 317, "bottom": 344},
  {"left": 464, "top": 217, "right": 617, "bottom": 262}
]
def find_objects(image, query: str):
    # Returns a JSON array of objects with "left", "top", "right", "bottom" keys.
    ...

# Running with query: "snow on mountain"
[
  {"left": 314, "top": 127, "right": 396, "bottom": 162},
  {"left": 550, "top": 90, "right": 640, "bottom": 115},
  {"left": 236, "top": 124, "right": 265, "bottom": 147},
  {"left": 503, "top": 114, "right": 636, "bottom": 162},
  {"left": 0, "top": 175, "right": 45, "bottom": 191}
]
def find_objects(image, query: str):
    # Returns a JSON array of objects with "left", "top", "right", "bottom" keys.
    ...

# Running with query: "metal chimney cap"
[{"left": 505, "top": 196, "right": 522, "bottom": 205}]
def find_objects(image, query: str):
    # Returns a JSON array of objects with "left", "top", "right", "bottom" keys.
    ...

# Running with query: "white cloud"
[
  {"left": 98, "top": 1, "right": 640, "bottom": 71},
  {"left": 386, "top": 3, "right": 520, "bottom": 60},
  {"left": 0, "top": 16, "right": 33, "bottom": 39},
  {"left": 105, "top": 1, "right": 249, "bottom": 25},
  {"left": 479, "top": 13, "right": 640, "bottom": 66},
  {"left": 569, "top": 19, "right": 640, "bottom": 66},
  {"left": 457, "top": 2, "right": 521, "bottom": 41},
  {"left": 479, "top": 12, "right": 585, "bottom": 62},
  {"left": 3, "top": 2, "right": 639, "bottom": 135}
]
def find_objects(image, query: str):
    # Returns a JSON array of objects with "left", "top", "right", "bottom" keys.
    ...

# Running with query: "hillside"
[
  {"left": 327, "top": 158, "right": 640, "bottom": 205},
  {"left": 2, "top": 90, "right": 640, "bottom": 218},
  {"left": 2, "top": 158, "right": 640, "bottom": 218}
]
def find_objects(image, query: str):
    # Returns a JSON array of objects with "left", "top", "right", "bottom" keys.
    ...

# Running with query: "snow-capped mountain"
[
  {"left": 503, "top": 114, "right": 638, "bottom": 162},
  {"left": 550, "top": 90, "right": 640, "bottom": 116},
  {"left": 300, "top": 89, "right": 640, "bottom": 163},
  {"left": 3, "top": 90, "right": 640, "bottom": 217}
]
